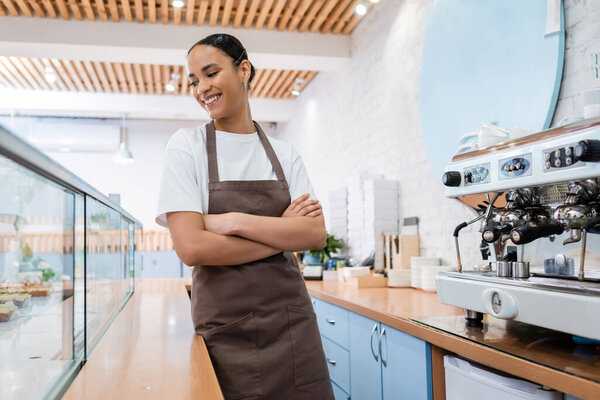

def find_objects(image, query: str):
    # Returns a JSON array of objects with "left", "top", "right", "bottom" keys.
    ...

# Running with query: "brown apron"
[{"left": 191, "top": 120, "right": 334, "bottom": 400}]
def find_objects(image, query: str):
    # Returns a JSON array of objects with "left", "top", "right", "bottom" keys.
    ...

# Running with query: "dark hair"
[{"left": 187, "top": 33, "right": 256, "bottom": 89}]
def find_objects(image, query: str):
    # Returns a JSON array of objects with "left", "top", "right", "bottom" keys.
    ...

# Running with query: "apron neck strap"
[
  {"left": 206, "top": 120, "right": 287, "bottom": 183},
  {"left": 206, "top": 120, "right": 220, "bottom": 183}
]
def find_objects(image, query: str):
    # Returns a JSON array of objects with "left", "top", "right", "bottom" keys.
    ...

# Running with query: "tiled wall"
[{"left": 276, "top": 0, "right": 600, "bottom": 267}]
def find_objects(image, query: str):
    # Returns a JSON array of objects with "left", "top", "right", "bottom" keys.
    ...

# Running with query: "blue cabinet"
[
  {"left": 313, "top": 297, "right": 433, "bottom": 400},
  {"left": 314, "top": 298, "right": 350, "bottom": 348},
  {"left": 349, "top": 312, "right": 383, "bottom": 400},
  {"left": 380, "top": 324, "right": 432, "bottom": 400},
  {"left": 312, "top": 297, "right": 351, "bottom": 399},
  {"left": 332, "top": 381, "right": 351, "bottom": 400},
  {"left": 322, "top": 336, "right": 351, "bottom": 393}
]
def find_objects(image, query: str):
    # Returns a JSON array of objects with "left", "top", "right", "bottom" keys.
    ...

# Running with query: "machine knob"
[
  {"left": 574, "top": 140, "right": 600, "bottom": 162},
  {"left": 442, "top": 171, "right": 461, "bottom": 187},
  {"left": 510, "top": 221, "right": 564, "bottom": 245}
]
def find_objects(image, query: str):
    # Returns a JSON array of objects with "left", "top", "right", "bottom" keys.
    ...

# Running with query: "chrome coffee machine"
[{"left": 436, "top": 118, "right": 600, "bottom": 340}]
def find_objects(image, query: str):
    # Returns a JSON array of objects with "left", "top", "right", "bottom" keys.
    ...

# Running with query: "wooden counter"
[
  {"left": 305, "top": 281, "right": 600, "bottom": 400},
  {"left": 62, "top": 279, "right": 223, "bottom": 400}
]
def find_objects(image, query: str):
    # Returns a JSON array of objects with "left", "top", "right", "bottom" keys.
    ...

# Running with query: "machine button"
[
  {"left": 554, "top": 149, "right": 561, "bottom": 158},
  {"left": 545, "top": 161, "right": 551, "bottom": 169},
  {"left": 545, "top": 152, "right": 551, "bottom": 160},
  {"left": 555, "top": 159, "right": 561, "bottom": 167},
  {"left": 565, "top": 147, "right": 572, "bottom": 157},
  {"left": 566, "top": 157, "right": 572, "bottom": 166}
]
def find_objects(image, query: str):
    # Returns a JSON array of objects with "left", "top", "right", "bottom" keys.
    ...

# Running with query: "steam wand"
[{"left": 453, "top": 193, "right": 501, "bottom": 272}]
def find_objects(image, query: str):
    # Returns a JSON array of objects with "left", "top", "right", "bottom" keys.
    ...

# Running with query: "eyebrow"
[{"left": 188, "top": 63, "right": 219, "bottom": 78}]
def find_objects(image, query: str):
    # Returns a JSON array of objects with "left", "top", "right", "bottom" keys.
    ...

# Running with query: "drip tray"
[{"left": 439, "top": 270, "right": 600, "bottom": 296}]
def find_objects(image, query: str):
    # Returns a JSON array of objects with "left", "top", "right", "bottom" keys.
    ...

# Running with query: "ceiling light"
[
  {"left": 370, "top": 0, "right": 380, "bottom": 3},
  {"left": 114, "top": 114, "right": 134, "bottom": 164},
  {"left": 165, "top": 72, "right": 180, "bottom": 93},
  {"left": 291, "top": 77, "right": 305, "bottom": 97},
  {"left": 44, "top": 66, "right": 57, "bottom": 84},
  {"left": 172, "top": 0, "right": 184, "bottom": 8},
  {"left": 114, "top": 142, "right": 134, "bottom": 164},
  {"left": 355, "top": 2, "right": 367, "bottom": 16}
]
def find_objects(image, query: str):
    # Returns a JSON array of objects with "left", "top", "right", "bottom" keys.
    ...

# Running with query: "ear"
[{"left": 238, "top": 59, "right": 251, "bottom": 84}]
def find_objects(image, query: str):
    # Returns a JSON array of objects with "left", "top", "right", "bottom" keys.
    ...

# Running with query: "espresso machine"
[{"left": 436, "top": 118, "right": 600, "bottom": 340}]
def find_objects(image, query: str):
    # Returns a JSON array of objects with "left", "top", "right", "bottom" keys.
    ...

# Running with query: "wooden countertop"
[
  {"left": 305, "top": 281, "right": 600, "bottom": 400},
  {"left": 62, "top": 279, "right": 223, "bottom": 400}
]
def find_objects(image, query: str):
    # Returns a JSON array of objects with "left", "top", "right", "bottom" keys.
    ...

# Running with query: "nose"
[{"left": 196, "top": 78, "right": 211, "bottom": 97}]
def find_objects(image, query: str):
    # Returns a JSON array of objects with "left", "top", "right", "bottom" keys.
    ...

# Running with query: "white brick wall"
[
  {"left": 552, "top": 0, "right": 600, "bottom": 125},
  {"left": 277, "top": 0, "right": 600, "bottom": 267}
]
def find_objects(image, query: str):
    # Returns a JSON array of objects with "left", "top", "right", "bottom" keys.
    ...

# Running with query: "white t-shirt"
[{"left": 155, "top": 123, "right": 317, "bottom": 228}]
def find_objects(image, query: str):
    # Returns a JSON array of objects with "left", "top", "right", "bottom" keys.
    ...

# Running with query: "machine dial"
[
  {"left": 442, "top": 171, "right": 461, "bottom": 187},
  {"left": 575, "top": 140, "right": 600, "bottom": 162},
  {"left": 491, "top": 292, "right": 502, "bottom": 314}
]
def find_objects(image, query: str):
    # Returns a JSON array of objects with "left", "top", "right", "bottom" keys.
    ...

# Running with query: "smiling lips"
[{"left": 201, "top": 94, "right": 221, "bottom": 107}]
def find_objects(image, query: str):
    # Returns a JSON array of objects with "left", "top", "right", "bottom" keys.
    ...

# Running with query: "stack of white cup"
[
  {"left": 387, "top": 269, "right": 412, "bottom": 287},
  {"left": 410, "top": 257, "right": 440, "bottom": 289},
  {"left": 420, "top": 265, "right": 452, "bottom": 292}
]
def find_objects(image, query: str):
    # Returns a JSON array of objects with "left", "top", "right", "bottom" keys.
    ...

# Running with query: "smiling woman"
[{"left": 154, "top": 34, "right": 334, "bottom": 400}]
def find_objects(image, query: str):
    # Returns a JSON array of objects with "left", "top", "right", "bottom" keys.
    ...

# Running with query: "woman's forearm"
[
  {"left": 179, "top": 229, "right": 281, "bottom": 266},
  {"left": 231, "top": 213, "right": 326, "bottom": 252}
]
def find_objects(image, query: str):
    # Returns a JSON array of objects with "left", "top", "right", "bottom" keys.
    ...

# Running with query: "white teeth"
[{"left": 203, "top": 94, "right": 220, "bottom": 105}]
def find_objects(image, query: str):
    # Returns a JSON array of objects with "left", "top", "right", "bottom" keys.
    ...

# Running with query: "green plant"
[
  {"left": 309, "top": 233, "right": 344, "bottom": 263},
  {"left": 40, "top": 267, "right": 55, "bottom": 282}
]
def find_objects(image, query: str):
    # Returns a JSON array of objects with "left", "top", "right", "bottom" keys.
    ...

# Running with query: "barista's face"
[{"left": 186, "top": 45, "right": 248, "bottom": 120}]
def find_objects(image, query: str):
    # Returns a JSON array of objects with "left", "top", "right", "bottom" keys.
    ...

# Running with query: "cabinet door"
[
  {"left": 380, "top": 324, "right": 432, "bottom": 400},
  {"left": 349, "top": 313, "right": 382, "bottom": 400}
]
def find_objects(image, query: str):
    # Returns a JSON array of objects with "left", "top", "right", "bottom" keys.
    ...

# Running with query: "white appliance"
[
  {"left": 444, "top": 356, "right": 561, "bottom": 400},
  {"left": 436, "top": 118, "right": 600, "bottom": 340}
]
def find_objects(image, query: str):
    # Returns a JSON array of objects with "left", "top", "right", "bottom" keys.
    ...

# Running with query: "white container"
[
  {"left": 444, "top": 356, "right": 562, "bottom": 400},
  {"left": 387, "top": 269, "right": 412, "bottom": 287},
  {"left": 343, "top": 267, "right": 370, "bottom": 278},
  {"left": 582, "top": 88, "right": 600, "bottom": 119},
  {"left": 411, "top": 257, "right": 441, "bottom": 267},
  {"left": 584, "top": 104, "right": 600, "bottom": 119},
  {"left": 420, "top": 266, "right": 451, "bottom": 292},
  {"left": 363, "top": 179, "right": 399, "bottom": 192},
  {"left": 411, "top": 267, "right": 422, "bottom": 289}
]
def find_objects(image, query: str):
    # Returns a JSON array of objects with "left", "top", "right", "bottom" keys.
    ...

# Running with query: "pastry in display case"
[{"left": 0, "top": 125, "right": 142, "bottom": 399}]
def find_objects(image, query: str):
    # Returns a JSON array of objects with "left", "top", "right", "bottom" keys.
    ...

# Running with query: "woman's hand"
[
  {"left": 202, "top": 213, "right": 239, "bottom": 236},
  {"left": 282, "top": 193, "right": 322, "bottom": 218}
]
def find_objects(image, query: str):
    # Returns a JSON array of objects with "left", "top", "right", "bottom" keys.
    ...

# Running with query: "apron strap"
[
  {"left": 254, "top": 121, "right": 287, "bottom": 183},
  {"left": 206, "top": 120, "right": 220, "bottom": 183},
  {"left": 206, "top": 120, "right": 287, "bottom": 184}
]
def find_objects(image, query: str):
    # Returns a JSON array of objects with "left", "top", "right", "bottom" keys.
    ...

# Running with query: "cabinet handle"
[
  {"left": 369, "top": 324, "right": 379, "bottom": 362},
  {"left": 327, "top": 358, "right": 336, "bottom": 365},
  {"left": 326, "top": 318, "right": 335, "bottom": 325},
  {"left": 379, "top": 328, "right": 387, "bottom": 367}
]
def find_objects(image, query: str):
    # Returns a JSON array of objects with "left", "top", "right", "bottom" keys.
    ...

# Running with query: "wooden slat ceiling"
[
  {"left": 0, "top": 56, "right": 317, "bottom": 98},
  {"left": 0, "top": 0, "right": 376, "bottom": 35}
]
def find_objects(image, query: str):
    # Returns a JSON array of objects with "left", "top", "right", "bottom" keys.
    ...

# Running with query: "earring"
[{"left": 244, "top": 81, "right": 248, "bottom": 92}]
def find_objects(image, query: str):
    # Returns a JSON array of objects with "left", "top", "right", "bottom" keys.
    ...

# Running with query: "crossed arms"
[{"left": 166, "top": 194, "right": 326, "bottom": 266}]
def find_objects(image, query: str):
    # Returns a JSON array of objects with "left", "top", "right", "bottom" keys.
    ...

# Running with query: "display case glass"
[{"left": 0, "top": 126, "right": 142, "bottom": 399}]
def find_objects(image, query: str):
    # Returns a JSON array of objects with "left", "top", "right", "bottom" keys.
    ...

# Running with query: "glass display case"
[{"left": 0, "top": 125, "right": 142, "bottom": 399}]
